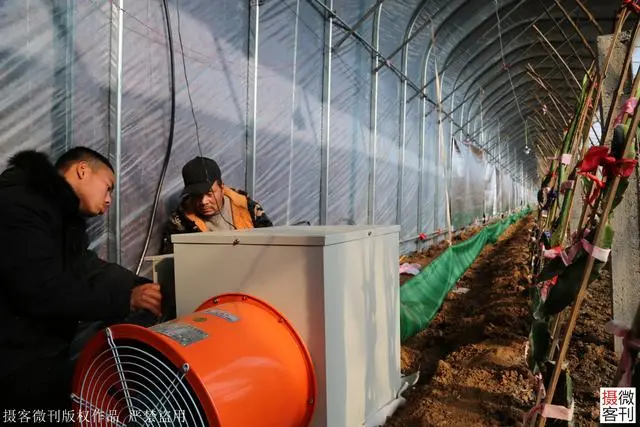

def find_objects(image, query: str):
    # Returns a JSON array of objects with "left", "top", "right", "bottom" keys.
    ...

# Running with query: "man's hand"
[{"left": 130, "top": 283, "right": 162, "bottom": 317}]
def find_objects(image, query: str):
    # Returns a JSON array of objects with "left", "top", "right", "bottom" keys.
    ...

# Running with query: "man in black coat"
[{"left": 0, "top": 147, "right": 162, "bottom": 416}]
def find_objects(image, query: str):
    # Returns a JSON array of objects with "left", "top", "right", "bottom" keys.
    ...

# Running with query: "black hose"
[{"left": 136, "top": 0, "right": 176, "bottom": 275}]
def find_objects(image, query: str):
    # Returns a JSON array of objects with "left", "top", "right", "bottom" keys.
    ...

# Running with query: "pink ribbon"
[
  {"left": 605, "top": 321, "right": 640, "bottom": 387},
  {"left": 540, "top": 229, "right": 593, "bottom": 267},
  {"left": 540, "top": 242, "right": 580, "bottom": 267},
  {"left": 539, "top": 276, "right": 558, "bottom": 301},
  {"left": 615, "top": 98, "right": 638, "bottom": 126},
  {"left": 580, "top": 239, "right": 610, "bottom": 262},
  {"left": 399, "top": 263, "right": 422, "bottom": 276},
  {"left": 541, "top": 245, "right": 562, "bottom": 259},
  {"left": 524, "top": 402, "right": 574, "bottom": 423},
  {"left": 523, "top": 371, "right": 574, "bottom": 423}
]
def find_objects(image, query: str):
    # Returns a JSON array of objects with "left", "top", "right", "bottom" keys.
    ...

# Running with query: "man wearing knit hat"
[{"left": 160, "top": 156, "right": 272, "bottom": 253}]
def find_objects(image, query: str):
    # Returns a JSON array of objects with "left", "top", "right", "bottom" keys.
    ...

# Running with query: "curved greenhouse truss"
[{"left": 2, "top": 0, "right": 619, "bottom": 269}]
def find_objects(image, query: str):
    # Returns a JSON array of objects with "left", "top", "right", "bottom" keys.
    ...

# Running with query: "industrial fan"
[{"left": 71, "top": 293, "right": 317, "bottom": 426}]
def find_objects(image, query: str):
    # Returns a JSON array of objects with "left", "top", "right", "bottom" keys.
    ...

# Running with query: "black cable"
[
  {"left": 135, "top": 0, "right": 176, "bottom": 275},
  {"left": 175, "top": 0, "right": 203, "bottom": 159},
  {"left": 174, "top": 0, "right": 236, "bottom": 231}
]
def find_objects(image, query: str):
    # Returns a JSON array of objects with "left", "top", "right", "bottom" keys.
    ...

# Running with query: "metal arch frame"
[
  {"left": 538, "top": 0, "right": 592, "bottom": 72},
  {"left": 467, "top": 90, "right": 575, "bottom": 162},
  {"left": 462, "top": 59, "right": 583, "bottom": 119},
  {"left": 478, "top": 99, "right": 569, "bottom": 147},
  {"left": 396, "top": 0, "right": 539, "bottom": 222},
  {"left": 415, "top": 0, "right": 536, "bottom": 93},
  {"left": 429, "top": 4, "right": 588, "bottom": 106},
  {"left": 446, "top": 34, "right": 581, "bottom": 120},
  {"left": 373, "top": 0, "right": 438, "bottom": 73},
  {"left": 435, "top": 5, "right": 612, "bottom": 162},
  {"left": 246, "top": 0, "right": 260, "bottom": 200},
  {"left": 462, "top": 78, "right": 574, "bottom": 141},
  {"left": 473, "top": 100, "right": 559, "bottom": 150},
  {"left": 415, "top": 13, "right": 574, "bottom": 102},
  {"left": 307, "top": 0, "right": 494, "bottom": 230},
  {"left": 469, "top": 83, "right": 578, "bottom": 147},
  {"left": 332, "top": 0, "right": 386, "bottom": 51},
  {"left": 463, "top": 74, "right": 575, "bottom": 130},
  {"left": 450, "top": 32, "right": 591, "bottom": 120},
  {"left": 107, "top": 0, "right": 125, "bottom": 264},
  {"left": 368, "top": 6, "right": 383, "bottom": 224},
  {"left": 408, "top": 0, "right": 524, "bottom": 102},
  {"left": 417, "top": 42, "right": 436, "bottom": 244},
  {"left": 467, "top": 39, "right": 592, "bottom": 100},
  {"left": 482, "top": 107, "right": 561, "bottom": 152},
  {"left": 305, "top": 0, "right": 611, "bottom": 228},
  {"left": 319, "top": 0, "right": 333, "bottom": 225},
  {"left": 455, "top": 45, "right": 588, "bottom": 149},
  {"left": 396, "top": 0, "right": 430, "bottom": 235},
  {"left": 484, "top": 119, "right": 542, "bottom": 154}
]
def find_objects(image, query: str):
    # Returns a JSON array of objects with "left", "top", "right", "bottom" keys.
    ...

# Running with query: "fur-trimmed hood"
[{"left": 0, "top": 150, "right": 80, "bottom": 214}]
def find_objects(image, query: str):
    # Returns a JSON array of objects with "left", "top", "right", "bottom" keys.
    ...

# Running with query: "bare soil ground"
[{"left": 387, "top": 214, "right": 618, "bottom": 426}]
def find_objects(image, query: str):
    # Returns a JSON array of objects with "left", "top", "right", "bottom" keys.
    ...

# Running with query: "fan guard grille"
[{"left": 72, "top": 329, "right": 207, "bottom": 427}]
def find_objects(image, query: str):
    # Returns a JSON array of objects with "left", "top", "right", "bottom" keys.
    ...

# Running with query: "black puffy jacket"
[{"left": 0, "top": 150, "right": 145, "bottom": 379}]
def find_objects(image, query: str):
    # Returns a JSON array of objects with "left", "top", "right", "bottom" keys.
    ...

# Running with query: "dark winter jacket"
[
  {"left": 0, "top": 151, "right": 146, "bottom": 379},
  {"left": 160, "top": 186, "right": 273, "bottom": 254}
]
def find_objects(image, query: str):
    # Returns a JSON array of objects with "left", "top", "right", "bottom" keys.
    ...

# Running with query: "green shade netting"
[{"left": 400, "top": 207, "right": 531, "bottom": 341}]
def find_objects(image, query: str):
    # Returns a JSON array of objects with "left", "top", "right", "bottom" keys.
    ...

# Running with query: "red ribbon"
[
  {"left": 624, "top": 0, "right": 640, "bottom": 14},
  {"left": 577, "top": 146, "right": 610, "bottom": 173},
  {"left": 576, "top": 146, "right": 638, "bottom": 204},
  {"left": 609, "top": 158, "right": 638, "bottom": 178}
]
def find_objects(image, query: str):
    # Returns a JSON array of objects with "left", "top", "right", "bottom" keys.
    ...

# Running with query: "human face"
[
  {"left": 194, "top": 181, "right": 224, "bottom": 217},
  {"left": 73, "top": 162, "right": 115, "bottom": 217}
]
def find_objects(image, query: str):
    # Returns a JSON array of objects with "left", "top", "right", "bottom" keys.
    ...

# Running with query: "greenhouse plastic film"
[
  {"left": 400, "top": 207, "right": 531, "bottom": 341},
  {"left": 0, "top": 1, "right": 111, "bottom": 257},
  {"left": 119, "top": 0, "right": 249, "bottom": 271},
  {"left": 401, "top": 100, "right": 421, "bottom": 239},
  {"left": 0, "top": 2, "right": 64, "bottom": 159},
  {"left": 256, "top": 0, "right": 324, "bottom": 226},
  {"left": 375, "top": 68, "right": 401, "bottom": 225},
  {"left": 0, "top": 0, "right": 539, "bottom": 275},
  {"left": 328, "top": 29, "right": 371, "bottom": 226},
  {"left": 451, "top": 142, "right": 485, "bottom": 228}
]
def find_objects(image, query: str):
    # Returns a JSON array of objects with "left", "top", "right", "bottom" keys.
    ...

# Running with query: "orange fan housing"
[{"left": 71, "top": 293, "right": 317, "bottom": 427}]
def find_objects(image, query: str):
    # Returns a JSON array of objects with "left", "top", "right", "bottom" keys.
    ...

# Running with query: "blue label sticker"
[{"left": 204, "top": 309, "right": 240, "bottom": 323}]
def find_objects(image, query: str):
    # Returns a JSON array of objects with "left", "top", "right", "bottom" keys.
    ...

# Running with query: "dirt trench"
[{"left": 387, "top": 214, "right": 618, "bottom": 426}]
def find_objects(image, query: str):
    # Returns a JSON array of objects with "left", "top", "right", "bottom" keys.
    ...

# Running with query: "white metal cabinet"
[{"left": 171, "top": 225, "right": 401, "bottom": 427}]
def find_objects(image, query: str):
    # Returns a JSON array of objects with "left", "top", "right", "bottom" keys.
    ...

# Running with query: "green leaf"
[{"left": 528, "top": 320, "right": 551, "bottom": 373}]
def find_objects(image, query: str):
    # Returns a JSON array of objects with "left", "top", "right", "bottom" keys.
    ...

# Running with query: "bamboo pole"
[
  {"left": 601, "top": 23, "right": 640, "bottom": 140},
  {"left": 551, "top": 68, "right": 597, "bottom": 246},
  {"left": 533, "top": 24, "right": 582, "bottom": 88},
  {"left": 574, "top": 0, "right": 604, "bottom": 34},
  {"left": 527, "top": 65, "right": 575, "bottom": 119},
  {"left": 547, "top": 78, "right": 598, "bottom": 361},
  {"left": 573, "top": 8, "right": 633, "bottom": 231},
  {"left": 536, "top": 93, "right": 640, "bottom": 427},
  {"left": 553, "top": 0, "right": 597, "bottom": 59},
  {"left": 530, "top": 12, "right": 632, "bottom": 424}
]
